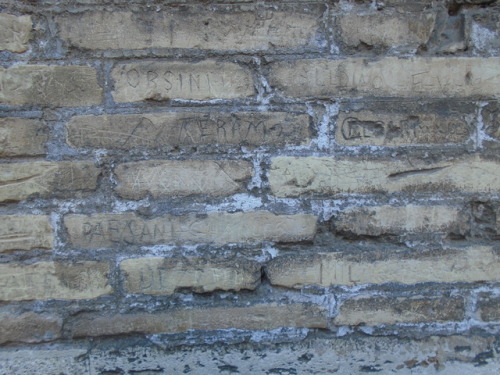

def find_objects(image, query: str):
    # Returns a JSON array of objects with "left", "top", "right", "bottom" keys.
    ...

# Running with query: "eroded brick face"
[{"left": 1, "top": 0, "right": 499, "bottom": 372}]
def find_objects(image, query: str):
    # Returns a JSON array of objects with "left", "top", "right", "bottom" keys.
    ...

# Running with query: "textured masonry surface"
[{"left": 0, "top": 0, "right": 499, "bottom": 373}]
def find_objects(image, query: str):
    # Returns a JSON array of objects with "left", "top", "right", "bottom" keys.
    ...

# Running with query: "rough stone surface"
[
  {"left": 336, "top": 109, "right": 472, "bottom": 146},
  {"left": 115, "top": 160, "right": 253, "bottom": 199},
  {"left": 334, "top": 296, "right": 465, "bottom": 325},
  {"left": 0, "top": 117, "right": 48, "bottom": 156},
  {"left": 57, "top": 8, "right": 323, "bottom": 51},
  {"left": 0, "top": 312, "right": 62, "bottom": 345},
  {"left": 335, "top": 205, "right": 465, "bottom": 237},
  {"left": 0, "top": 14, "right": 31, "bottom": 52},
  {"left": 112, "top": 60, "right": 254, "bottom": 102},
  {"left": 0, "top": 336, "right": 498, "bottom": 375},
  {"left": 269, "top": 157, "right": 500, "bottom": 197},
  {"left": 337, "top": 11, "right": 435, "bottom": 49},
  {"left": 269, "top": 57, "right": 500, "bottom": 98},
  {"left": 121, "top": 257, "right": 261, "bottom": 295},
  {"left": 0, "top": 65, "right": 102, "bottom": 106},
  {"left": 0, "top": 215, "right": 53, "bottom": 252},
  {"left": 0, "top": 161, "right": 100, "bottom": 202},
  {"left": 64, "top": 211, "right": 317, "bottom": 249},
  {"left": 70, "top": 303, "right": 327, "bottom": 337},
  {"left": 66, "top": 112, "right": 310, "bottom": 149},
  {"left": 266, "top": 246, "right": 500, "bottom": 288},
  {"left": 477, "top": 293, "right": 500, "bottom": 322},
  {"left": 0, "top": 262, "right": 112, "bottom": 301}
]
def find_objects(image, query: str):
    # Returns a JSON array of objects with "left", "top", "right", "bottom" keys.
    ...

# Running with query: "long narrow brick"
[
  {"left": 334, "top": 296, "right": 465, "bottom": 326},
  {"left": 266, "top": 246, "right": 500, "bottom": 288},
  {"left": 335, "top": 205, "right": 466, "bottom": 237},
  {"left": 64, "top": 211, "right": 317, "bottom": 249},
  {"left": 0, "top": 262, "right": 112, "bottom": 301},
  {"left": 121, "top": 257, "right": 261, "bottom": 295},
  {"left": 0, "top": 161, "right": 101, "bottom": 202},
  {"left": 0, "top": 312, "right": 62, "bottom": 344},
  {"left": 115, "top": 160, "right": 252, "bottom": 199},
  {"left": 66, "top": 112, "right": 310, "bottom": 149},
  {"left": 71, "top": 303, "right": 327, "bottom": 337},
  {"left": 0, "top": 215, "right": 53, "bottom": 252},
  {"left": 0, "top": 65, "right": 102, "bottom": 106},
  {"left": 57, "top": 8, "right": 322, "bottom": 51},
  {"left": 111, "top": 60, "right": 254, "bottom": 102},
  {"left": 0, "top": 118, "right": 48, "bottom": 156},
  {"left": 0, "top": 14, "right": 32, "bottom": 52},
  {"left": 269, "top": 157, "right": 500, "bottom": 197},
  {"left": 269, "top": 57, "right": 499, "bottom": 98}
]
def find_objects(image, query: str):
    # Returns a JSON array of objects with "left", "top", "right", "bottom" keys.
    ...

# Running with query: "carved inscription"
[
  {"left": 121, "top": 257, "right": 261, "bottom": 295},
  {"left": 266, "top": 246, "right": 500, "bottom": 288},
  {"left": 0, "top": 215, "right": 53, "bottom": 252},
  {"left": 67, "top": 112, "right": 309, "bottom": 149},
  {"left": 269, "top": 157, "right": 500, "bottom": 197},
  {"left": 115, "top": 160, "right": 252, "bottom": 199},
  {"left": 64, "top": 212, "right": 317, "bottom": 249},
  {"left": 269, "top": 57, "right": 500, "bottom": 98},
  {"left": 57, "top": 9, "right": 320, "bottom": 51},
  {"left": 337, "top": 111, "right": 470, "bottom": 145},
  {"left": 0, "top": 161, "right": 100, "bottom": 202},
  {"left": 112, "top": 61, "right": 254, "bottom": 102},
  {"left": 0, "top": 65, "right": 102, "bottom": 106},
  {"left": 0, "top": 262, "right": 112, "bottom": 301},
  {"left": 0, "top": 14, "right": 32, "bottom": 53}
]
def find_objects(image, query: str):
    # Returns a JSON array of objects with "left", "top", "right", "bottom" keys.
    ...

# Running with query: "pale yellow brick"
[
  {"left": 334, "top": 296, "right": 465, "bottom": 325},
  {"left": 121, "top": 257, "right": 261, "bottom": 295},
  {"left": 269, "top": 57, "right": 499, "bottom": 98},
  {"left": 269, "top": 157, "right": 500, "bottom": 197},
  {"left": 64, "top": 211, "right": 317, "bottom": 249},
  {"left": 111, "top": 60, "right": 254, "bottom": 102},
  {"left": 0, "top": 65, "right": 102, "bottom": 106},
  {"left": 0, "top": 14, "right": 31, "bottom": 52},
  {"left": 0, "top": 215, "right": 53, "bottom": 252},
  {"left": 71, "top": 303, "right": 327, "bottom": 337},
  {"left": 266, "top": 246, "right": 500, "bottom": 288},
  {"left": 0, "top": 161, "right": 100, "bottom": 202},
  {"left": 115, "top": 160, "right": 252, "bottom": 199},
  {"left": 66, "top": 112, "right": 310, "bottom": 149},
  {"left": 0, "top": 118, "right": 48, "bottom": 156},
  {"left": 336, "top": 110, "right": 471, "bottom": 146},
  {"left": 0, "top": 312, "right": 61, "bottom": 344},
  {"left": 0, "top": 262, "right": 112, "bottom": 301},
  {"left": 57, "top": 9, "right": 321, "bottom": 51}
]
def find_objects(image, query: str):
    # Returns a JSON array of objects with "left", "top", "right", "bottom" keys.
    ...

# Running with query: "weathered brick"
[
  {"left": 269, "top": 157, "right": 500, "bottom": 197},
  {"left": 334, "top": 296, "right": 465, "bottom": 325},
  {"left": 57, "top": 8, "right": 322, "bottom": 51},
  {"left": 0, "top": 14, "right": 31, "bottom": 52},
  {"left": 121, "top": 257, "right": 261, "bottom": 295},
  {"left": 111, "top": 61, "right": 254, "bottom": 102},
  {"left": 336, "top": 110, "right": 471, "bottom": 146},
  {"left": 0, "top": 215, "right": 53, "bottom": 252},
  {"left": 0, "top": 262, "right": 112, "bottom": 301},
  {"left": 266, "top": 246, "right": 500, "bottom": 288},
  {"left": 0, "top": 161, "right": 100, "bottom": 202},
  {"left": 64, "top": 211, "right": 317, "bottom": 249},
  {"left": 118, "top": 160, "right": 250, "bottom": 199},
  {"left": 115, "top": 160, "right": 252, "bottom": 199},
  {"left": 71, "top": 303, "right": 327, "bottom": 337},
  {"left": 269, "top": 57, "right": 499, "bottom": 98},
  {"left": 477, "top": 293, "right": 500, "bottom": 322},
  {"left": 335, "top": 205, "right": 465, "bottom": 237},
  {"left": 66, "top": 112, "right": 310, "bottom": 149},
  {"left": 337, "top": 11, "right": 435, "bottom": 49},
  {"left": 0, "top": 65, "right": 102, "bottom": 106},
  {"left": 0, "top": 312, "right": 62, "bottom": 344},
  {"left": 0, "top": 118, "right": 48, "bottom": 156}
]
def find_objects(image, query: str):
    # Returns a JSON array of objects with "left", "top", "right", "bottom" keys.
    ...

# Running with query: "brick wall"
[{"left": 0, "top": 0, "right": 499, "bottom": 373}]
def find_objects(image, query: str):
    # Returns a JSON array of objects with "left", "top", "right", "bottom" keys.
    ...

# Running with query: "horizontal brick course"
[
  {"left": 0, "top": 215, "right": 53, "bottom": 252},
  {"left": 0, "top": 118, "right": 48, "bottom": 157}
]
